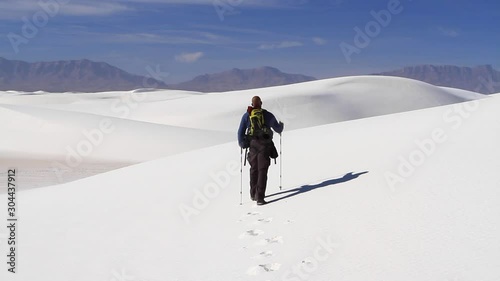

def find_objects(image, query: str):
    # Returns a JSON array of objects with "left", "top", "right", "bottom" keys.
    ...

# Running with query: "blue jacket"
[{"left": 238, "top": 108, "right": 284, "bottom": 148}]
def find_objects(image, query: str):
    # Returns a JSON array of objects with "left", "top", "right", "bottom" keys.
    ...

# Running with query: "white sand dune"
[
  {"left": 0, "top": 93, "right": 498, "bottom": 281},
  {"left": 1, "top": 76, "right": 486, "bottom": 132},
  {"left": 0, "top": 100, "right": 230, "bottom": 189},
  {"left": 0, "top": 103, "right": 232, "bottom": 163},
  {"left": 0, "top": 76, "right": 498, "bottom": 280},
  {"left": 1, "top": 76, "right": 486, "bottom": 189}
]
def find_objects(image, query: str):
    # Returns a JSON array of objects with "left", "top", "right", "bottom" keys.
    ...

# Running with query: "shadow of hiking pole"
[{"left": 266, "top": 171, "right": 369, "bottom": 204}]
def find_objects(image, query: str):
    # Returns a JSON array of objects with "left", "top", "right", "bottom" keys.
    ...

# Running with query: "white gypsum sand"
[{"left": 0, "top": 76, "right": 498, "bottom": 281}]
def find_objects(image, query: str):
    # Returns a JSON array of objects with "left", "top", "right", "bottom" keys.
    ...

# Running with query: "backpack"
[
  {"left": 245, "top": 108, "right": 279, "bottom": 160},
  {"left": 248, "top": 108, "right": 270, "bottom": 140}
]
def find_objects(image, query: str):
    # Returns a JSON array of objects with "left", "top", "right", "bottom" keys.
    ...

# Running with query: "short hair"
[{"left": 252, "top": 96, "right": 262, "bottom": 107}]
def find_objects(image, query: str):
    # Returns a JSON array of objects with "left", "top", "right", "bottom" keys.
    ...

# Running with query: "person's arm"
[
  {"left": 237, "top": 113, "right": 249, "bottom": 147},
  {"left": 266, "top": 111, "right": 284, "bottom": 134}
]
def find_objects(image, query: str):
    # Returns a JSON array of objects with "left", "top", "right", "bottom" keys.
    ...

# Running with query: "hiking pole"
[
  {"left": 279, "top": 132, "right": 283, "bottom": 190},
  {"left": 240, "top": 148, "right": 243, "bottom": 205}
]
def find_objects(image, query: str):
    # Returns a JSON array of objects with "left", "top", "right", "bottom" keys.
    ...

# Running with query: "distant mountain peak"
[
  {"left": 256, "top": 66, "right": 280, "bottom": 71},
  {"left": 0, "top": 57, "right": 168, "bottom": 92},
  {"left": 171, "top": 66, "right": 316, "bottom": 92}
]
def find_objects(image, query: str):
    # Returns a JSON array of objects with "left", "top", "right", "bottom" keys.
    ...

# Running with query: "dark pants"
[{"left": 248, "top": 139, "right": 271, "bottom": 201}]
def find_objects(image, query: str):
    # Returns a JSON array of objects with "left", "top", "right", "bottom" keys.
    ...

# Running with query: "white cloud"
[
  {"left": 258, "top": 41, "right": 303, "bottom": 50},
  {"left": 438, "top": 27, "right": 460, "bottom": 38},
  {"left": 0, "top": 0, "right": 131, "bottom": 19},
  {"left": 312, "top": 37, "right": 327, "bottom": 45},
  {"left": 61, "top": 3, "right": 131, "bottom": 16},
  {"left": 0, "top": 0, "right": 293, "bottom": 19},
  {"left": 105, "top": 30, "right": 230, "bottom": 45},
  {"left": 175, "top": 52, "right": 204, "bottom": 63},
  {"left": 119, "top": 0, "right": 287, "bottom": 7}
]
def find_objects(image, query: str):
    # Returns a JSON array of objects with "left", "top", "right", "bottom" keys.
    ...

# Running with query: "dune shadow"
[{"left": 265, "top": 171, "right": 369, "bottom": 204}]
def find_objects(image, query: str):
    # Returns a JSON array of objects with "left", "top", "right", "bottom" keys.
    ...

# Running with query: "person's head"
[{"left": 252, "top": 96, "right": 262, "bottom": 109}]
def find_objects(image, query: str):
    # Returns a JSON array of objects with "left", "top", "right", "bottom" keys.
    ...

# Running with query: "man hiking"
[{"left": 238, "top": 96, "right": 284, "bottom": 205}]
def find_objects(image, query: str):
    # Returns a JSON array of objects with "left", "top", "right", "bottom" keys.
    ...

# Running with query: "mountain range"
[
  {"left": 0, "top": 57, "right": 314, "bottom": 93},
  {"left": 377, "top": 64, "right": 500, "bottom": 94},
  {"left": 0, "top": 57, "right": 499, "bottom": 94},
  {"left": 171, "top": 66, "right": 315, "bottom": 92},
  {"left": 0, "top": 57, "right": 168, "bottom": 92}
]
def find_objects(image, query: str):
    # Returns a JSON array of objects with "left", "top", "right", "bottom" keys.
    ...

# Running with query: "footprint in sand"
[
  {"left": 260, "top": 263, "right": 281, "bottom": 272},
  {"left": 255, "top": 236, "right": 284, "bottom": 246},
  {"left": 237, "top": 211, "right": 262, "bottom": 223},
  {"left": 252, "top": 250, "right": 274, "bottom": 259},
  {"left": 237, "top": 212, "right": 283, "bottom": 277},
  {"left": 256, "top": 217, "right": 273, "bottom": 224},
  {"left": 239, "top": 229, "right": 264, "bottom": 239},
  {"left": 245, "top": 217, "right": 274, "bottom": 226},
  {"left": 246, "top": 263, "right": 282, "bottom": 276},
  {"left": 301, "top": 259, "right": 316, "bottom": 266}
]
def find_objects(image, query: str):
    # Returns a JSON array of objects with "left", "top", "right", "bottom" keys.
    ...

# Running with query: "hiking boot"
[{"left": 256, "top": 199, "right": 267, "bottom": 205}]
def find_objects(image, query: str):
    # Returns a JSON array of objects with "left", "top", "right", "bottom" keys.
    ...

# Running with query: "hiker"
[{"left": 238, "top": 96, "right": 284, "bottom": 205}]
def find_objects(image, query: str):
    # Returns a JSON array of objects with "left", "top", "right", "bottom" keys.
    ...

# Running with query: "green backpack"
[
  {"left": 246, "top": 108, "right": 279, "bottom": 159},
  {"left": 248, "top": 108, "right": 270, "bottom": 140}
]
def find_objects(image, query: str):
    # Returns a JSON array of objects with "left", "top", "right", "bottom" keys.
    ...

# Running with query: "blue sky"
[{"left": 0, "top": 0, "right": 498, "bottom": 83}]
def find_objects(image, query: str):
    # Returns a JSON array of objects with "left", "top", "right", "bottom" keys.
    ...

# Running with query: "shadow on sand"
[{"left": 265, "top": 171, "right": 369, "bottom": 204}]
